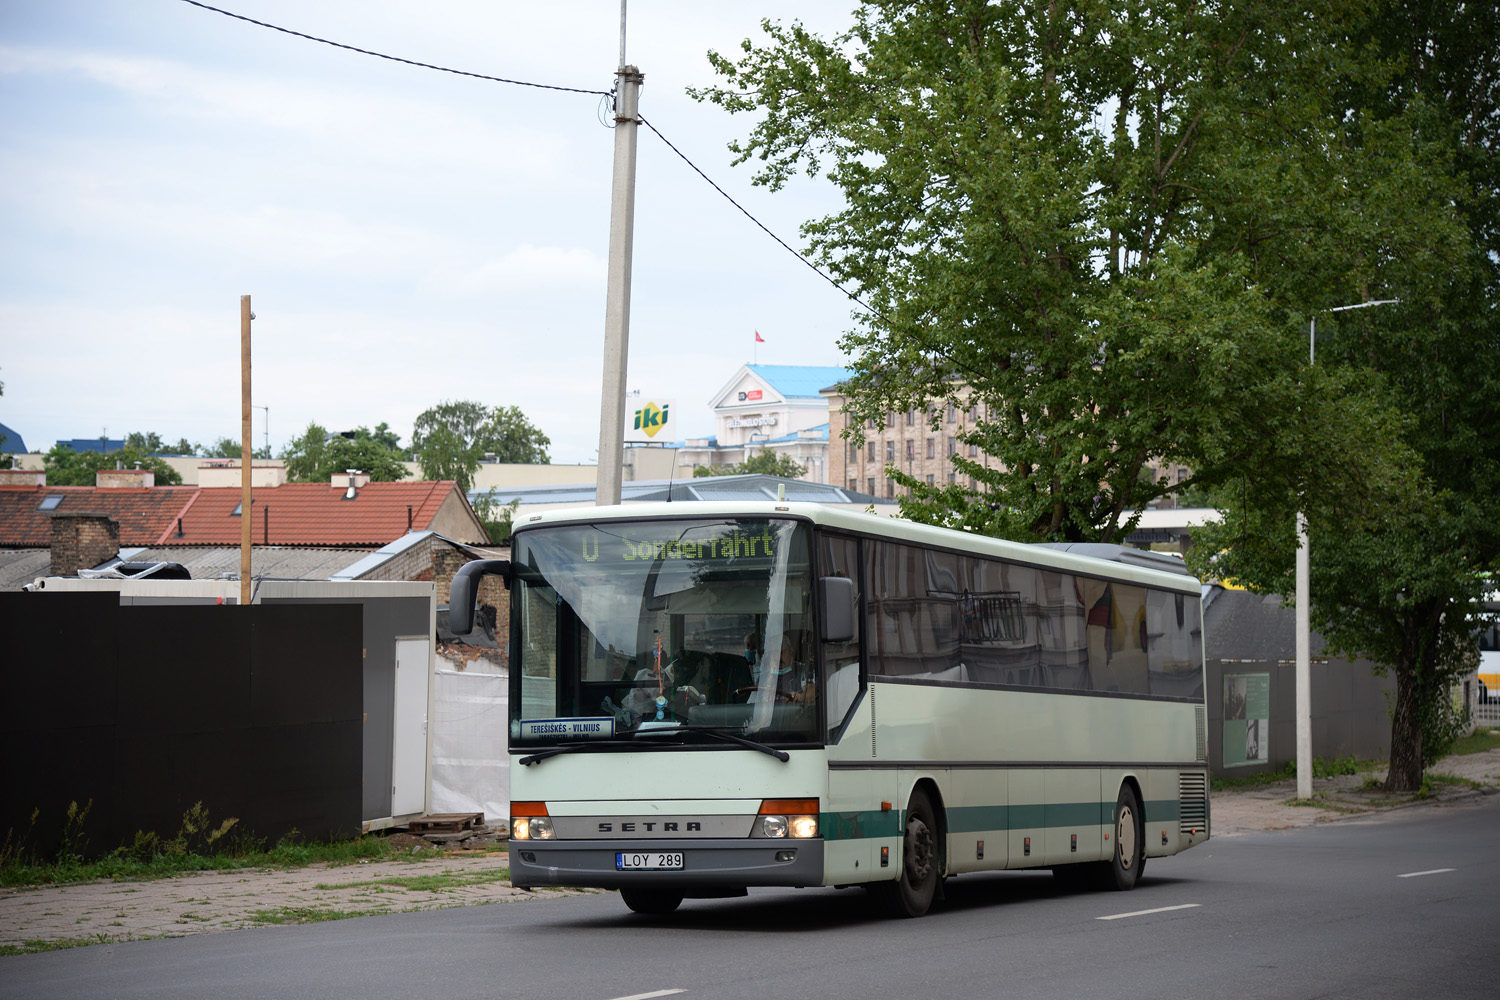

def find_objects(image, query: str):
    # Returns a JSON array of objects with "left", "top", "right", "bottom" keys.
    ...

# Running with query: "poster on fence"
[{"left": 1223, "top": 672, "right": 1270, "bottom": 767}]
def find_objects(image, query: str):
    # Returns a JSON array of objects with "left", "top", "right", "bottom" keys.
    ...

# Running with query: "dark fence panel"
[{"left": 0, "top": 593, "right": 361, "bottom": 858}]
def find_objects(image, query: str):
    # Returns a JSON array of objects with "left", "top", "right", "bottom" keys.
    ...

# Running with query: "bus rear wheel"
[
  {"left": 1100, "top": 784, "right": 1143, "bottom": 891},
  {"left": 875, "top": 787, "right": 940, "bottom": 917},
  {"left": 620, "top": 888, "right": 683, "bottom": 915}
]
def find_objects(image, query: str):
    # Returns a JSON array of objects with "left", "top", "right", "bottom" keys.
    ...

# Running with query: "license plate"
[{"left": 616, "top": 851, "right": 684, "bottom": 871}]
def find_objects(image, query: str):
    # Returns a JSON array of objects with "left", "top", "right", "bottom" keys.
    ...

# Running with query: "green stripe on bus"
[
  {"left": 828, "top": 800, "right": 1128, "bottom": 840},
  {"left": 821, "top": 809, "right": 904, "bottom": 841}
]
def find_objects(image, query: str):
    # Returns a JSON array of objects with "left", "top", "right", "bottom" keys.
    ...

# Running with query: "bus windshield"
[{"left": 509, "top": 517, "right": 819, "bottom": 748}]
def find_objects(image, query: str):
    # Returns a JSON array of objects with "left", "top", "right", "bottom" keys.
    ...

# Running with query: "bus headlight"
[
  {"left": 788, "top": 814, "right": 819, "bottom": 839},
  {"left": 511, "top": 802, "right": 552, "bottom": 840},
  {"left": 756, "top": 798, "right": 819, "bottom": 839}
]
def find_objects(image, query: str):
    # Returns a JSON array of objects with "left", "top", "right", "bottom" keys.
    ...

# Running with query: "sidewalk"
[{"left": 5, "top": 748, "right": 1499, "bottom": 954}]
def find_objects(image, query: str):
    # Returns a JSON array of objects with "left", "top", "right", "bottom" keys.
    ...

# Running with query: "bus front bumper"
[{"left": 509, "top": 837, "right": 825, "bottom": 890}]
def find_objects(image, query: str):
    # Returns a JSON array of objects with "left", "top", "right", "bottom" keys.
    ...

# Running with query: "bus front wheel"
[
  {"left": 874, "top": 787, "right": 940, "bottom": 917},
  {"left": 1101, "top": 784, "right": 1143, "bottom": 891},
  {"left": 620, "top": 888, "right": 683, "bottom": 915}
]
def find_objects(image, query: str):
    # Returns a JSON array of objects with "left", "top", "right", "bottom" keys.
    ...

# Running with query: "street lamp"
[{"left": 1296, "top": 298, "right": 1399, "bottom": 800}]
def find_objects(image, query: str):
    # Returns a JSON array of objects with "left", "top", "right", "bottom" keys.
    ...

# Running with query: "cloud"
[{"left": 440, "top": 244, "right": 606, "bottom": 295}]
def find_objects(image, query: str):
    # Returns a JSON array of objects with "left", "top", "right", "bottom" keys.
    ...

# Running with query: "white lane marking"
[
  {"left": 606, "top": 992, "right": 686, "bottom": 1000},
  {"left": 1397, "top": 868, "right": 1456, "bottom": 878},
  {"left": 1097, "top": 903, "right": 1201, "bottom": 921}
]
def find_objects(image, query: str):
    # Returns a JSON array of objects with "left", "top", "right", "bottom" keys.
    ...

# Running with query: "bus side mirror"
[
  {"left": 449, "top": 559, "right": 511, "bottom": 635},
  {"left": 820, "top": 575, "right": 856, "bottom": 643}
]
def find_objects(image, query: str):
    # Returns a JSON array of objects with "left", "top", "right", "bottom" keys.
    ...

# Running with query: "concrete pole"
[
  {"left": 595, "top": 65, "right": 643, "bottom": 506},
  {"left": 240, "top": 295, "right": 253, "bottom": 607},
  {"left": 1296, "top": 509, "right": 1312, "bottom": 799},
  {"left": 1295, "top": 300, "right": 1397, "bottom": 798}
]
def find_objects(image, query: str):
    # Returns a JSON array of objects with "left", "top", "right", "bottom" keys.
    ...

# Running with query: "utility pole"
[
  {"left": 595, "top": 1, "right": 642, "bottom": 506},
  {"left": 1295, "top": 297, "right": 1399, "bottom": 799},
  {"left": 240, "top": 295, "right": 253, "bottom": 607}
]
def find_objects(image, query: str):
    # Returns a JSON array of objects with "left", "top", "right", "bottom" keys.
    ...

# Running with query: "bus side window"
[{"left": 820, "top": 533, "right": 863, "bottom": 741}]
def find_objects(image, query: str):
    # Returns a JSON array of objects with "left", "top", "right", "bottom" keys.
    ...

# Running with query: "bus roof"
[{"left": 509, "top": 501, "right": 1202, "bottom": 595}]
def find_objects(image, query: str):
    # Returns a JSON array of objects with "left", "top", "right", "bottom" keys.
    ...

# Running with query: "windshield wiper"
[
  {"left": 642, "top": 724, "right": 791, "bottom": 761},
  {"left": 516, "top": 726, "right": 790, "bottom": 766}
]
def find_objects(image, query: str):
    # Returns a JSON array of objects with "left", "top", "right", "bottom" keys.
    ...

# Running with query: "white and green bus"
[{"left": 450, "top": 501, "right": 1210, "bottom": 917}]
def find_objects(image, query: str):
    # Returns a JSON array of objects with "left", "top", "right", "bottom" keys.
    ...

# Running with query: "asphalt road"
[{"left": 5, "top": 795, "right": 1497, "bottom": 1000}]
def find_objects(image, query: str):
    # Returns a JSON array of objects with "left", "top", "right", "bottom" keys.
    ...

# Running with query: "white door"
[{"left": 392, "top": 637, "right": 430, "bottom": 817}]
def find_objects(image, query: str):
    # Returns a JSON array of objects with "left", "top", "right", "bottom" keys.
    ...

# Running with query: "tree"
[
  {"left": 695, "top": 0, "right": 1462, "bottom": 543},
  {"left": 412, "top": 401, "right": 550, "bottom": 493},
  {"left": 278, "top": 422, "right": 410, "bottom": 483},
  {"left": 124, "top": 431, "right": 164, "bottom": 454},
  {"left": 1190, "top": 0, "right": 1500, "bottom": 792},
  {"left": 693, "top": 451, "right": 807, "bottom": 479},
  {"left": 698, "top": 2, "right": 1482, "bottom": 790},
  {"left": 205, "top": 437, "right": 271, "bottom": 460},
  {"left": 42, "top": 444, "right": 183, "bottom": 486}
]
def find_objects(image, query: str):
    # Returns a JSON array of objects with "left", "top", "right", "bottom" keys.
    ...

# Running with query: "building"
[
  {"left": 0, "top": 463, "right": 489, "bottom": 590},
  {"left": 821, "top": 380, "right": 1192, "bottom": 512},
  {"left": 678, "top": 364, "right": 852, "bottom": 482}
]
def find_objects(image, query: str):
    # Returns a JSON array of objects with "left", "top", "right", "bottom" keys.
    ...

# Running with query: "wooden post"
[{"left": 240, "top": 295, "right": 252, "bottom": 607}]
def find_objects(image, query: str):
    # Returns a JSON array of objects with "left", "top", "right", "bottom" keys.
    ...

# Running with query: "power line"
[
  {"left": 177, "top": 1, "right": 879, "bottom": 318},
  {"left": 177, "top": 0, "right": 609, "bottom": 97},
  {"left": 638, "top": 115, "right": 877, "bottom": 317}
]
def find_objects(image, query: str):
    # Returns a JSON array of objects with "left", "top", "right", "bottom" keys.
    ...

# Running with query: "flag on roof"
[{"left": 755, "top": 331, "right": 765, "bottom": 343}]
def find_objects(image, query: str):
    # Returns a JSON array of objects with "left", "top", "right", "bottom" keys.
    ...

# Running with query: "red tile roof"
[
  {"left": 0, "top": 486, "right": 198, "bottom": 547},
  {"left": 0, "top": 481, "right": 469, "bottom": 550},
  {"left": 168, "top": 481, "right": 463, "bottom": 547}
]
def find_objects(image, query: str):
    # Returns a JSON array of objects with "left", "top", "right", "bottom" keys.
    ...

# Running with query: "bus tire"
[
  {"left": 1101, "top": 784, "right": 1143, "bottom": 891},
  {"left": 620, "top": 888, "right": 684, "bottom": 915},
  {"left": 880, "top": 787, "right": 940, "bottom": 917}
]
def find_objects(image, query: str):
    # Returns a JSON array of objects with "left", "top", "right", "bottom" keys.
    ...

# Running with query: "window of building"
[
  {"left": 948, "top": 472, "right": 956, "bottom": 484},
  {"left": 905, "top": 440, "right": 915, "bottom": 460},
  {"left": 886, "top": 412, "right": 896, "bottom": 428},
  {"left": 868, "top": 477, "right": 876, "bottom": 494},
  {"left": 868, "top": 441, "right": 876, "bottom": 461},
  {"left": 906, "top": 408, "right": 916, "bottom": 426},
  {"left": 887, "top": 478, "right": 895, "bottom": 498},
  {"left": 926, "top": 438, "right": 935, "bottom": 459},
  {"left": 947, "top": 436, "right": 957, "bottom": 456},
  {"left": 850, "top": 443, "right": 859, "bottom": 464},
  {"left": 926, "top": 474, "right": 935, "bottom": 485},
  {"left": 970, "top": 443, "right": 979, "bottom": 457},
  {"left": 885, "top": 441, "right": 895, "bottom": 461},
  {"left": 947, "top": 404, "right": 958, "bottom": 423}
]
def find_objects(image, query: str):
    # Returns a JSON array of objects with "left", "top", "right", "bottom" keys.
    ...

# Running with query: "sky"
[{"left": 0, "top": 0, "right": 861, "bottom": 464}]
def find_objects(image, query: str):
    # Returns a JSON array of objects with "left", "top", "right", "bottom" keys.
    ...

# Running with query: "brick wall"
[
  {"left": 432, "top": 544, "right": 511, "bottom": 657},
  {"left": 49, "top": 512, "right": 120, "bottom": 576}
]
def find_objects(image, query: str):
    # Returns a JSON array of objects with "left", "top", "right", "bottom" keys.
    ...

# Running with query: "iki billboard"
[{"left": 625, "top": 398, "right": 676, "bottom": 443}]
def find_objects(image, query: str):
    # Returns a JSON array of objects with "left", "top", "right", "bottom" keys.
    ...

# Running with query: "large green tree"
[
  {"left": 696, "top": 0, "right": 1460, "bottom": 542},
  {"left": 698, "top": 1, "right": 1483, "bottom": 790},
  {"left": 1191, "top": 0, "right": 1500, "bottom": 791},
  {"left": 42, "top": 445, "right": 183, "bottom": 486},
  {"left": 411, "top": 401, "right": 550, "bottom": 493},
  {"left": 278, "top": 422, "right": 410, "bottom": 483}
]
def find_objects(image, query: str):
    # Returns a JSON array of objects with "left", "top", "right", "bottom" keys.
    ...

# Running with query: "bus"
[{"left": 449, "top": 501, "right": 1210, "bottom": 917}]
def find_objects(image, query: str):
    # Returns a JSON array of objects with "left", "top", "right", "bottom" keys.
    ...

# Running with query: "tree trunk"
[{"left": 1386, "top": 660, "right": 1424, "bottom": 792}]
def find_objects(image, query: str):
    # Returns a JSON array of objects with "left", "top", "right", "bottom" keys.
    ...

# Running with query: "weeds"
[{"left": 0, "top": 804, "right": 402, "bottom": 889}]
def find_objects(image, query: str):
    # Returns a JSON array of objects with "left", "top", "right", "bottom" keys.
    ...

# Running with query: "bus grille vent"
[
  {"left": 1179, "top": 771, "right": 1208, "bottom": 834},
  {"left": 1194, "top": 704, "right": 1208, "bottom": 761}
]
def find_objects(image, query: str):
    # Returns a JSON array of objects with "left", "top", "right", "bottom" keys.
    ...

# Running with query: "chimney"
[
  {"left": 50, "top": 512, "right": 120, "bottom": 576},
  {"left": 97, "top": 468, "right": 155, "bottom": 489},
  {"left": 337, "top": 469, "right": 370, "bottom": 498},
  {"left": 0, "top": 469, "right": 46, "bottom": 487},
  {"left": 198, "top": 461, "right": 288, "bottom": 488}
]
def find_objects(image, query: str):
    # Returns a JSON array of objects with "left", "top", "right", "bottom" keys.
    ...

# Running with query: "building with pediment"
[{"left": 677, "top": 364, "right": 851, "bottom": 483}]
